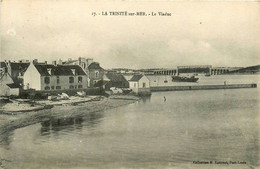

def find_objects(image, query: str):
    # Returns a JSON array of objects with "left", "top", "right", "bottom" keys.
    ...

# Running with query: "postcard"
[{"left": 0, "top": 1, "right": 259, "bottom": 169}]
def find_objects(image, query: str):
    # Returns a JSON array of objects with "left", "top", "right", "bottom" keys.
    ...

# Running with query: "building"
[
  {"left": 8, "top": 61, "right": 30, "bottom": 87},
  {"left": 128, "top": 74, "right": 151, "bottom": 95},
  {"left": 63, "top": 57, "right": 104, "bottom": 87},
  {"left": 95, "top": 73, "right": 129, "bottom": 90},
  {"left": 63, "top": 57, "right": 94, "bottom": 70},
  {"left": 87, "top": 62, "right": 104, "bottom": 87},
  {"left": 0, "top": 62, "right": 19, "bottom": 96},
  {"left": 23, "top": 62, "right": 88, "bottom": 91},
  {"left": 0, "top": 61, "right": 30, "bottom": 88}
]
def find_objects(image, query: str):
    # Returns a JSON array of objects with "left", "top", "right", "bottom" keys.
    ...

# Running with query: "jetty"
[{"left": 150, "top": 83, "right": 257, "bottom": 92}]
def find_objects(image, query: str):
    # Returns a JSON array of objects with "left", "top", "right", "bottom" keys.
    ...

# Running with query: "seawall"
[{"left": 150, "top": 83, "right": 257, "bottom": 92}]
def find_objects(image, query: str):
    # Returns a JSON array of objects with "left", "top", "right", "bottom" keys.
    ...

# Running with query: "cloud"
[{"left": 1, "top": 0, "right": 260, "bottom": 68}]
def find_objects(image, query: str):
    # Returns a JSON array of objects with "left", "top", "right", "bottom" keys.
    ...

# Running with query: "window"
[
  {"left": 56, "top": 86, "right": 61, "bottom": 89},
  {"left": 78, "top": 85, "right": 83, "bottom": 89},
  {"left": 143, "top": 83, "right": 146, "bottom": 88},
  {"left": 57, "top": 76, "right": 60, "bottom": 84},
  {"left": 51, "top": 86, "right": 54, "bottom": 90},
  {"left": 69, "top": 77, "right": 74, "bottom": 83},
  {"left": 134, "top": 83, "right": 136, "bottom": 88},
  {"left": 95, "top": 71, "right": 99, "bottom": 78},
  {"left": 78, "top": 76, "right": 82, "bottom": 83},
  {"left": 75, "top": 85, "right": 77, "bottom": 89},
  {"left": 69, "top": 85, "right": 74, "bottom": 89},
  {"left": 71, "top": 69, "right": 76, "bottom": 75},
  {"left": 47, "top": 68, "right": 52, "bottom": 75},
  {"left": 45, "top": 86, "right": 50, "bottom": 90},
  {"left": 44, "top": 77, "right": 50, "bottom": 84}
]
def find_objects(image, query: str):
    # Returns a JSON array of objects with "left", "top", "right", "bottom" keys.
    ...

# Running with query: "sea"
[{"left": 0, "top": 75, "right": 259, "bottom": 169}]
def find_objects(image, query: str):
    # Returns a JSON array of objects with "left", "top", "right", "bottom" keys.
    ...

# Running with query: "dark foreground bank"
[{"left": 0, "top": 95, "right": 140, "bottom": 136}]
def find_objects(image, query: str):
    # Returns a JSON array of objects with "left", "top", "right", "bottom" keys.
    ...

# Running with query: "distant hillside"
[{"left": 227, "top": 65, "right": 260, "bottom": 74}]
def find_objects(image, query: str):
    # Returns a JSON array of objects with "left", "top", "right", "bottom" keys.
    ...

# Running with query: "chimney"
[
  {"left": 86, "top": 58, "right": 93, "bottom": 67},
  {"left": 33, "top": 59, "right": 38, "bottom": 64},
  {"left": 52, "top": 61, "right": 57, "bottom": 65},
  {"left": 45, "top": 61, "right": 47, "bottom": 64}
]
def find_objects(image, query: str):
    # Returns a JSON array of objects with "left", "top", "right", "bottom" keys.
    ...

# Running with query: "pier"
[{"left": 150, "top": 83, "right": 257, "bottom": 92}]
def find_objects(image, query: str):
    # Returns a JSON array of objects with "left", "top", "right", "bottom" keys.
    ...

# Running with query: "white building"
[
  {"left": 23, "top": 63, "right": 88, "bottom": 91},
  {"left": 128, "top": 74, "right": 151, "bottom": 95}
]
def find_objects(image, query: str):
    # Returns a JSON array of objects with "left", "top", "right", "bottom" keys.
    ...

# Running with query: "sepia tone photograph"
[{"left": 0, "top": 0, "right": 259, "bottom": 169}]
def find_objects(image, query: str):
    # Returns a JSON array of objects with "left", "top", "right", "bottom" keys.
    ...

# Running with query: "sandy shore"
[{"left": 0, "top": 95, "right": 140, "bottom": 136}]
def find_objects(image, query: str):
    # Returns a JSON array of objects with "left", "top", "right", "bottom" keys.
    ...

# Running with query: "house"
[
  {"left": 95, "top": 73, "right": 129, "bottom": 90},
  {"left": 23, "top": 62, "right": 88, "bottom": 91},
  {"left": 129, "top": 74, "right": 151, "bottom": 95},
  {"left": 88, "top": 62, "right": 104, "bottom": 87},
  {"left": 63, "top": 57, "right": 104, "bottom": 88},
  {"left": 7, "top": 61, "right": 30, "bottom": 87},
  {"left": 0, "top": 62, "right": 19, "bottom": 96},
  {"left": 0, "top": 61, "right": 30, "bottom": 89}
]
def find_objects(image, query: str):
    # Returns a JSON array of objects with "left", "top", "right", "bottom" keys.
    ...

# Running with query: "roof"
[
  {"left": 88, "top": 62, "right": 103, "bottom": 70},
  {"left": 63, "top": 60, "right": 78, "bottom": 65},
  {"left": 63, "top": 65, "right": 86, "bottom": 75},
  {"left": 34, "top": 64, "right": 86, "bottom": 76},
  {"left": 122, "top": 75, "right": 134, "bottom": 81},
  {"left": 6, "top": 83, "right": 21, "bottom": 88},
  {"left": 105, "top": 73, "right": 127, "bottom": 82},
  {"left": 94, "top": 80, "right": 109, "bottom": 87},
  {"left": 10, "top": 62, "right": 30, "bottom": 73},
  {"left": 129, "top": 74, "right": 143, "bottom": 81}
]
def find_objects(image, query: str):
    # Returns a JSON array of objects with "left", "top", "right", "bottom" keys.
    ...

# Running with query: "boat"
[{"left": 172, "top": 75, "right": 199, "bottom": 82}]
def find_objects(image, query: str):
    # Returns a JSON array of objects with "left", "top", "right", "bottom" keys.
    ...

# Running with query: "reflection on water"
[
  {"left": 0, "top": 131, "right": 14, "bottom": 148},
  {"left": 40, "top": 112, "right": 104, "bottom": 136},
  {"left": 139, "top": 95, "right": 151, "bottom": 103},
  {"left": 40, "top": 117, "right": 84, "bottom": 134}
]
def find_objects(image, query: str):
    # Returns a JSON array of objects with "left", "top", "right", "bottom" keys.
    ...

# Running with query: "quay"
[{"left": 150, "top": 83, "right": 257, "bottom": 92}]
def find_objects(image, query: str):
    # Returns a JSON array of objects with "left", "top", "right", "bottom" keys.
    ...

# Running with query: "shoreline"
[{"left": 0, "top": 95, "right": 140, "bottom": 136}]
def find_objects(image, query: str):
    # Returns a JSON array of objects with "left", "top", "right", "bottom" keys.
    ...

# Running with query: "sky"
[{"left": 1, "top": 0, "right": 260, "bottom": 69}]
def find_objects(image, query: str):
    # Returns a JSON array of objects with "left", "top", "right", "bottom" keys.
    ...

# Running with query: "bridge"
[
  {"left": 140, "top": 65, "right": 251, "bottom": 76},
  {"left": 140, "top": 69, "right": 177, "bottom": 75}
]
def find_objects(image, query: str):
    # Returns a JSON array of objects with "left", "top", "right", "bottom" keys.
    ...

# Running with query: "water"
[
  {"left": 147, "top": 74, "right": 260, "bottom": 86},
  {"left": 0, "top": 75, "right": 259, "bottom": 169}
]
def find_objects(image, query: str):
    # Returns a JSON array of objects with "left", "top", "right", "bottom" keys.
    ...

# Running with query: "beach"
[{"left": 0, "top": 95, "right": 139, "bottom": 136}]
